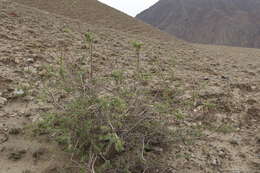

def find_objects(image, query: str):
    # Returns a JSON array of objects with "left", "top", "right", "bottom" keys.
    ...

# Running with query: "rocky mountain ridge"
[{"left": 136, "top": 0, "right": 260, "bottom": 48}]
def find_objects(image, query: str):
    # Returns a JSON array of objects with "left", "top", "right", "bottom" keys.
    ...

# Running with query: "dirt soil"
[{"left": 0, "top": 0, "right": 260, "bottom": 173}]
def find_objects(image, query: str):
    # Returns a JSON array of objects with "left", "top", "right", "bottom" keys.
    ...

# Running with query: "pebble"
[
  {"left": 26, "top": 58, "right": 34, "bottom": 63},
  {"left": 256, "top": 134, "right": 260, "bottom": 144},
  {"left": 9, "top": 128, "right": 22, "bottom": 135},
  {"left": 32, "top": 147, "right": 47, "bottom": 159},
  {"left": 13, "top": 89, "right": 25, "bottom": 96},
  {"left": 247, "top": 105, "right": 260, "bottom": 119},
  {"left": 0, "top": 97, "right": 7, "bottom": 106},
  {"left": 229, "top": 139, "right": 240, "bottom": 145},
  {"left": 8, "top": 149, "right": 27, "bottom": 161},
  {"left": 31, "top": 115, "right": 43, "bottom": 123}
]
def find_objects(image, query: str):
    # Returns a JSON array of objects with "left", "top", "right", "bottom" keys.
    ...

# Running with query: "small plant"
[
  {"left": 168, "top": 56, "right": 176, "bottom": 81},
  {"left": 154, "top": 102, "right": 172, "bottom": 114},
  {"left": 202, "top": 101, "right": 217, "bottom": 113},
  {"left": 85, "top": 32, "right": 94, "bottom": 80},
  {"left": 174, "top": 109, "right": 186, "bottom": 120},
  {"left": 132, "top": 41, "right": 143, "bottom": 75},
  {"left": 176, "top": 153, "right": 192, "bottom": 160},
  {"left": 111, "top": 70, "right": 124, "bottom": 85},
  {"left": 215, "top": 124, "right": 236, "bottom": 134},
  {"left": 62, "top": 27, "right": 71, "bottom": 33}
]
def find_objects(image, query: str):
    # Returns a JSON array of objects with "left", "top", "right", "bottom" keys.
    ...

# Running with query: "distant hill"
[
  {"left": 13, "top": 0, "right": 174, "bottom": 41},
  {"left": 136, "top": 0, "right": 260, "bottom": 48}
]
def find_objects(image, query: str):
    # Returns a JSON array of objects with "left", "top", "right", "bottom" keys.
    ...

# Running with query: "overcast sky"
[{"left": 98, "top": 0, "right": 159, "bottom": 17}]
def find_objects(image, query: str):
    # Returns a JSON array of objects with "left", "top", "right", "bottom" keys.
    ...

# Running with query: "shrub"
[{"left": 36, "top": 41, "right": 174, "bottom": 172}]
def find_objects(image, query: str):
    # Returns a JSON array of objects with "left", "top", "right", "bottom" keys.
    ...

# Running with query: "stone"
[
  {"left": 31, "top": 115, "right": 43, "bottom": 123},
  {"left": 256, "top": 134, "right": 260, "bottom": 144},
  {"left": 229, "top": 139, "right": 240, "bottom": 145},
  {"left": 32, "top": 147, "right": 47, "bottom": 159},
  {"left": 9, "top": 128, "right": 22, "bottom": 135},
  {"left": 180, "top": 90, "right": 192, "bottom": 100},
  {"left": 0, "top": 97, "right": 7, "bottom": 106},
  {"left": 247, "top": 105, "right": 260, "bottom": 119},
  {"left": 22, "top": 170, "right": 31, "bottom": 173},
  {"left": 13, "top": 89, "right": 25, "bottom": 97},
  {"left": 8, "top": 149, "right": 26, "bottom": 161},
  {"left": 199, "top": 86, "right": 224, "bottom": 98},
  {"left": 26, "top": 58, "right": 34, "bottom": 63}
]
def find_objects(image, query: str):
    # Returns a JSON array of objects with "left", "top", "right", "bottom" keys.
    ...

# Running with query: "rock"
[
  {"left": 31, "top": 115, "right": 43, "bottom": 123},
  {"left": 9, "top": 128, "right": 22, "bottom": 135},
  {"left": 8, "top": 149, "right": 26, "bottom": 161},
  {"left": 246, "top": 99, "right": 257, "bottom": 105},
  {"left": 23, "top": 66, "right": 37, "bottom": 74},
  {"left": 22, "top": 170, "right": 31, "bottom": 173},
  {"left": 231, "top": 83, "right": 254, "bottom": 92},
  {"left": 14, "top": 57, "right": 20, "bottom": 64},
  {"left": 199, "top": 86, "right": 224, "bottom": 98},
  {"left": 210, "top": 156, "right": 221, "bottom": 166},
  {"left": 0, "top": 97, "right": 7, "bottom": 106},
  {"left": 23, "top": 112, "right": 32, "bottom": 117},
  {"left": 32, "top": 147, "right": 47, "bottom": 159},
  {"left": 26, "top": 58, "right": 34, "bottom": 63},
  {"left": 229, "top": 138, "right": 240, "bottom": 145},
  {"left": 13, "top": 88, "right": 25, "bottom": 97},
  {"left": 221, "top": 75, "right": 229, "bottom": 80},
  {"left": 239, "top": 152, "right": 246, "bottom": 158},
  {"left": 0, "top": 111, "right": 6, "bottom": 117},
  {"left": 203, "top": 77, "right": 210, "bottom": 80},
  {"left": 152, "top": 147, "right": 163, "bottom": 153},
  {"left": 256, "top": 134, "right": 260, "bottom": 144},
  {"left": 43, "top": 165, "right": 62, "bottom": 173},
  {"left": 23, "top": 96, "right": 34, "bottom": 102},
  {"left": 247, "top": 105, "right": 260, "bottom": 119},
  {"left": 180, "top": 91, "right": 192, "bottom": 100},
  {"left": 0, "top": 146, "right": 6, "bottom": 152}
]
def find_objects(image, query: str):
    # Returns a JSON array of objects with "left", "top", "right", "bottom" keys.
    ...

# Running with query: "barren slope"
[
  {"left": 0, "top": 0, "right": 260, "bottom": 172},
  {"left": 136, "top": 0, "right": 260, "bottom": 48},
  {"left": 13, "top": 0, "right": 176, "bottom": 42}
]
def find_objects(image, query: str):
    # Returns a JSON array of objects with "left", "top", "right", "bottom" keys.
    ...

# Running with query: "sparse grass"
[
  {"left": 215, "top": 124, "right": 236, "bottom": 134},
  {"left": 174, "top": 110, "right": 186, "bottom": 120},
  {"left": 176, "top": 153, "right": 192, "bottom": 160},
  {"left": 202, "top": 101, "right": 217, "bottom": 113},
  {"left": 196, "top": 123, "right": 236, "bottom": 135},
  {"left": 62, "top": 27, "right": 71, "bottom": 33},
  {"left": 111, "top": 69, "right": 124, "bottom": 85}
]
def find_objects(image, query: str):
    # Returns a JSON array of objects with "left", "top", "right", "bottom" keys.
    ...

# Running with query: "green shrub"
[{"left": 36, "top": 41, "right": 173, "bottom": 172}]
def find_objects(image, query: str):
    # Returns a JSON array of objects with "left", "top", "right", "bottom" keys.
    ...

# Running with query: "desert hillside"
[
  {"left": 0, "top": 0, "right": 260, "bottom": 172},
  {"left": 136, "top": 0, "right": 260, "bottom": 48},
  {"left": 13, "top": 0, "right": 176, "bottom": 42}
]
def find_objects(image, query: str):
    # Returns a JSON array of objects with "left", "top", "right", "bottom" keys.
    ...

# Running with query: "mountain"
[{"left": 136, "top": 0, "right": 260, "bottom": 48}]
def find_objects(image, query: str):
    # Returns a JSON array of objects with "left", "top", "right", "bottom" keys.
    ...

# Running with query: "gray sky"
[{"left": 98, "top": 0, "right": 159, "bottom": 17}]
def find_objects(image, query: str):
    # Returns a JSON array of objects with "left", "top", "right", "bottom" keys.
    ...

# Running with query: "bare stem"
[{"left": 90, "top": 41, "right": 93, "bottom": 80}]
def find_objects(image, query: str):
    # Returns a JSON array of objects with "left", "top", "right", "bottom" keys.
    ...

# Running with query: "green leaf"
[{"left": 85, "top": 32, "right": 93, "bottom": 42}]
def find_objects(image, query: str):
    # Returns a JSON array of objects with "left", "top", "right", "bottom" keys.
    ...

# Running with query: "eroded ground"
[{"left": 0, "top": 1, "right": 259, "bottom": 172}]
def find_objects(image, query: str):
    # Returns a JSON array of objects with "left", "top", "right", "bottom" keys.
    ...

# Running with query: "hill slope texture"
[
  {"left": 13, "top": 0, "right": 175, "bottom": 41},
  {"left": 136, "top": 0, "right": 260, "bottom": 48},
  {"left": 1, "top": 0, "right": 260, "bottom": 172}
]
